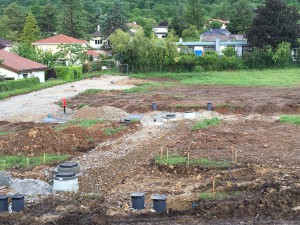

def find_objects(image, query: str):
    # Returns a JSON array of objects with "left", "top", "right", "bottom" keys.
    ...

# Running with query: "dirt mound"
[{"left": 71, "top": 106, "right": 129, "bottom": 121}]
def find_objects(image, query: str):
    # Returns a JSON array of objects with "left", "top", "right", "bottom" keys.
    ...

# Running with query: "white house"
[
  {"left": 0, "top": 39, "right": 13, "bottom": 52},
  {"left": 89, "top": 25, "right": 104, "bottom": 49},
  {"left": 154, "top": 26, "right": 168, "bottom": 38},
  {"left": 0, "top": 50, "right": 48, "bottom": 82},
  {"left": 32, "top": 34, "right": 87, "bottom": 53}
]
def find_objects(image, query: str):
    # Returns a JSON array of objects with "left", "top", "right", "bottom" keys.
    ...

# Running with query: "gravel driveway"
[{"left": 0, "top": 75, "right": 135, "bottom": 122}]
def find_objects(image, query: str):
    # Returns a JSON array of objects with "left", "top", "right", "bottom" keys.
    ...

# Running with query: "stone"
[
  {"left": 9, "top": 178, "right": 52, "bottom": 195},
  {"left": 0, "top": 171, "right": 11, "bottom": 186}
]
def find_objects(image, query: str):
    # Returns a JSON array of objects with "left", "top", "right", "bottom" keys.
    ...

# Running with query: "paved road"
[{"left": 0, "top": 75, "right": 134, "bottom": 122}]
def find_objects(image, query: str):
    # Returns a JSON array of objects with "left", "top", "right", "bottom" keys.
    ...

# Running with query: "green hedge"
[
  {"left": 0, "top": 77, "right": 40, "bottom": 92},
  {"left": 54, "top": 66, "right": 83, "bottom": 80}
]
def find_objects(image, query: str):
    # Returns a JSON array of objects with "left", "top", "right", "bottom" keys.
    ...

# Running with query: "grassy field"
[
  {"left": 0, "top": 154, "right": 69, "bottom": 170},
  {"left": 154, "top": 154, "right": 229, "bottom": 168},
  {"left": 130, "top": 68, "right": 300, "bottom": 86},
  {"left": 53, "top": 119, "right": 105, "bottom": 131},
  {"left": 192, "top": 117, "right": 221, "bottom": 131},
  {"left": 280, "top": 115, "right": 300, "bottom": 125}
]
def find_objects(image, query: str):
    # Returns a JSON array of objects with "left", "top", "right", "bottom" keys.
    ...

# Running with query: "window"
[{"left": 23, "top": 74, "right": 28, "bottom": 78}]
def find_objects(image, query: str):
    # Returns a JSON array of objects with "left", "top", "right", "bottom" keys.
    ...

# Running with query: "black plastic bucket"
[
  {"left": 152, "top": 194, "right": 167, "bottom": 212},
  {"left": 131, "top": 192, "right": 145, "bottom": 210},
  {"left": 0, "top": 195, "right": 8, "bottom": 212},
  {"left": 11, "top": 194, "right": 24, "bottom": 212},
  {"left": 207, "top": 103, "right": 213, "bottom": 111},
  {"left": 151, "top": 103, "right": 157, "bottom": 110}
]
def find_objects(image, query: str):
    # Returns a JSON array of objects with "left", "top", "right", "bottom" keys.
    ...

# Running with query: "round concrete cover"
[
  {"left": 56, "top": 172, "right": 76, "bottom": 178},
  {"left": 59, "top": 162, "right": 78, "bottom": 168}
]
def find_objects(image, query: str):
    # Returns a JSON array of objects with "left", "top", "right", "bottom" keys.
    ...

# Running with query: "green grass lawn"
[
  {"left": 280, "top": 115, "right": 300, "bottom": 125},
  {"left": 130, "top": 68, "right": 300, "bottom": 87},
  {"left": 53, "top": 119, "right": 105, "bottom": 131},
  {"left": 192, "top": 117, "right": 221, "bottom": 131},
  {"left": 0, "top": 154, "right": 69, "bottom": 170},
  {"left": 154, "top": 154, "right": 229, "bottom": 168}
]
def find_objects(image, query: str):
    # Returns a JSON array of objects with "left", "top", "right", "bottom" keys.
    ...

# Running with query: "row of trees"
[
  {"left": 0, "top": 0, "right": 129, "bottom": 41},
  {"left": 1, "top": 0, "right": 299, "bottom": 41}
]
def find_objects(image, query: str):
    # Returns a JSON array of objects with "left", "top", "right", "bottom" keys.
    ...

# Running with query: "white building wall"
[
  {"left": 0, "top": 67, "right": 18, "bottom": 79},
  {"left": 89, "top": 38, "right": 103, "bottom": 49},
  {"left": 0, "top": 67, "right": 45, "bottom": 82}
]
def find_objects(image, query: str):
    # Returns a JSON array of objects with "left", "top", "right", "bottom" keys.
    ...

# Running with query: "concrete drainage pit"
[
  {"left": 53, "top": 172, "right": 79, "bottom": 192},
  {"left": 0, "top": 195, "right": 9, "bottom": 212},
  {"left": 131, "top": 192, "right": 145, "bottom": 210},
  {"left": 152, "top": 194, "right": 167, "bottom": 212},
  {"left": 56, "top": 162, "right": 80, "bottom": 174},
  {"left": 11, "top": 194, "right": 25, "bottom": 212},
  {"left": 184, "top": 111, "right": 195, "bottom": 119},
  {"left": 162, "top": 114, "right": 176, "bottom": 122}
]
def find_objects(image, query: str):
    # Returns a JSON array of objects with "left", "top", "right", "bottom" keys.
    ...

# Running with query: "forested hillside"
[{"left": 0, "top": 0, "right": 299, "bottom": 40}]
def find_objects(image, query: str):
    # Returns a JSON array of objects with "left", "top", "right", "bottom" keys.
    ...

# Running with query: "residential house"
[
  {"left": 153, "top": 21, "right": 168, "bottom": 38},
  {"left": 205, "top": 19, "right": 229, "bottom": 29},
  {"left": 32, "top": 34, "right": 87, "bottom": 53},
  {"left": 127, "top": 21, "right": 142, "bottom": 34},
  {"left": 0, "top": 39, "right": 13, "bottom": 52},
  {"left": 89, "top": 25, "right": 104, "bottom": 49},
  {"left": 0, "top": 50, "right": 48, "bottom": 82},
  {"left": 177, "top": 38, "right": 249, "bottom": 57},
  {"left": 86, "top": 50, "right": 100, "bottom": 61},
  {"left": 197, "top": 29, "right": 248, "bottom": 56}
]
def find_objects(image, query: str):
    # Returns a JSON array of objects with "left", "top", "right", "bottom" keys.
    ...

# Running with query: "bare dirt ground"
[{"left": 0, "top": 78, "right": 300, "bottom": 224}]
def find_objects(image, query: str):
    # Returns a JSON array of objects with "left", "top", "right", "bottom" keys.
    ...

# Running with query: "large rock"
[
  {"left": 9, "top": 178, "right": 52, "bottom": 195},
  {"left": 0, "top": 171, "right": 11, "bottom": 186}
]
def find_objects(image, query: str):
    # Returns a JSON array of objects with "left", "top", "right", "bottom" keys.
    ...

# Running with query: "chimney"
[
  {"left": 97, "top": 25, "right": 100, "bottom": 31},
  {"left": 179, "top": 37, "right": 183, "bottom": 43}
]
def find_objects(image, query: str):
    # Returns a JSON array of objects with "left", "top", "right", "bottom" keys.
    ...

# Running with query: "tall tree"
[
  {"left": 38, "top": 1, "right": 57, "bottom": 37},
  {"left": 0, "top": 3, "right": 25, "bottom": 41},
  {"left": 227, "top": 0, "right": 254, "bottom": 34},
  {"left": 245, "top": 0, "right": 300, "bottom": 48},
  {"left": 102, "top": 0, "right": 128, "bottom": 37},
  {"left": 21, "top": 11, "right": 41, "bottom": 43},
  {"left": 184, "top": 0, "right": 206, "bottom": 30},
  {"left": 57, "top": 0, "right": 89, "bottom": 38},
  {"left": 169, "top": 5, "right": 185, "bottom": 36}
]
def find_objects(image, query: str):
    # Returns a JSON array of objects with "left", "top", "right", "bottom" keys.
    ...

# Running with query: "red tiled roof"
[
  {"left": 0, "top": 50, "right": 48, "bottom": 73},
  {"left": 86, "top": 50, "right": 100, "bottom": 57},
  {"left": 32, "top": 34, "right": 86, "bottom": 44}
]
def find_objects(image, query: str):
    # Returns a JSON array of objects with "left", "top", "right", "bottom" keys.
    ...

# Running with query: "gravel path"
[{"left": 0, "top": 75, "right": 134, "bottom": 122}]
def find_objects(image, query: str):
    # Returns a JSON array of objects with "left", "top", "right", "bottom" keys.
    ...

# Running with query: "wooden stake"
[
  {"left": 234, "top": 149, "right": 238, "bottom": 164},
  {"left": 160, "top": 147, "right": 163, "bottom": 157},
  {"left": 166, "top": 147, "right": 169, "bottom": 160},
  {"left": 232, "top": 148, "right": 234, "bottom": 163},
  {"left": 212, "top": 178, "right": 215, "bottom": 198},
  {"left": 43, "top": 153, "right": 46, "bottom": 164},
  {"left": 187, "top": 152, "right": 190, "bottom": 165},
  {"left": 27, "top": 157, "right": 29, "bottom": 169},
  {"left": 2, "top": 160, "right": 5, "bottom": 170}
]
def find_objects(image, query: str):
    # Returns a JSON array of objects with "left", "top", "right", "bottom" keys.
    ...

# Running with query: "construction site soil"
[{"left": 0, "top": 81, "right": 299, "bottom": 224}]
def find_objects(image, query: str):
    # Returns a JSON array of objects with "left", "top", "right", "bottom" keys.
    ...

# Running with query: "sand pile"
[{"left": 71, "top": 106, "right": 129, "bottom": 121}]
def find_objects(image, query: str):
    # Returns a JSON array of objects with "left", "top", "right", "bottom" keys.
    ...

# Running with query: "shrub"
[
  {"left": 0, "top": 77, "right": 40, "bottom": 92},
  {"left": 82, "top": 63, "right": 92, "bottom": 73},
  {"left": 174, "top": 53, "right": 198, "bottom": 72},
  {"left": 217, "top": 56, "right": 244, "bottom": 70},
  {"left": 199, "top": 50, "right": 219, "bottom": 71},
  {"left": 242, "top": 47, "right": 274, "bottom": 69},
  {"left": 54, "top": 66, "right": 83, "bottom": 80},
  {"left": 90, "top": 61, "right": 103, "bottom": 72}
]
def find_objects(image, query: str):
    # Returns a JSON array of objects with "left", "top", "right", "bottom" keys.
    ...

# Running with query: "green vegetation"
[
  {"left": 78, "top": 103, "right": 89, "bottom": 109},
  {"left": 82, "top": 89, "right": 103, "bottom": 94},
  {"left": 192, "top": 117, "right": 220, "bottom": 131},
  {"left": 0, "top": 132, "right": 9, "bottom": 136},
  {"left": 0, "top": 79, "right": 68, "bottom": 100},
  {"left": 175, "top": 104, "right": 201, "bottom": 109},
  {"left": 123, "top": 82, "right": 174, "bottom": 93},
  {"left": 130, "top": 68, "right": 300, "bottom": 87},
  {"left": 54, "top": 119, "right": 104, "bottom": 131},
  {"left": 0, "top": 77, "right": 40, "bottom": 92},
  {"left": 0, "top": 154, "right": 69, "bottom": 170},
  {"left": 154, "top": 154, "right": 229, "bottom": 168},
  {"left": 104, "top": 126, "right": 127, "bottom": 135},
  {"left": 199, "top": 191, "right": 237, "bottom": 200},
  {"left": 280, "top": 115, "right": 300, "bottom": 125},
  {"left": 54, "top": 65, "right": 83, "bottom": 80}
]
